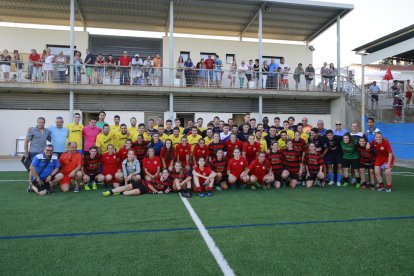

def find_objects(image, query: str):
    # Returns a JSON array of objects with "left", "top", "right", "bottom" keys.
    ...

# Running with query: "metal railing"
[{"left": 0, "top": 61, "right": 351, "bottom": 92}]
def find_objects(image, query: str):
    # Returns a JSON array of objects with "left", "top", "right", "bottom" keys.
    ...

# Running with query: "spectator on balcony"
[
  {"left": 119, "top": 51, "right": 131, "bottom": 85},
  {"left": 267, "top": 59, "right": 279, "bottom": 89},
  {"left": 279, "top": 57, "right": 290, "bottom": 73},
  {"left": 214, "top": 54, "right": 223, "bottom": 88},
  {"left": 43, "top": 48, "right": 54, "bottom": 83},
  {"left": 176, "top": 56, "right": 185, "bottom": 86},
  {"left": 305, "top": 63, "right": 315, "bottom": 91},
  {"left": 12, "top": 50, "right": 23, "bottom": 82},
  {"left": 229, "top": 60, "right": 237, "bottom": 88},
  {"left": 369, "top": 81, "right": 380, "bottom": 110},
  {"left": 246, "top": 59, "right": 254, "bottom": 83},
  {"left": 204, "top": 54, "right": 215, "bottom": 86},
  {"left": 320, "top": 62, "right": 329, "bottom": 91},
  {"left": 106, "top": 54, "right": 117, "bottom": 84},
  {"left": 153, "top": 53, "right": 162, "bottom": 86},
  {"left": 95, "top": 53, "right": 105, "bottom": 84},
  {"left": 143, "top": 55, "right": 153, "bottom": 86},
  {"left": 293, "top": 63, "right": 304, "bottom": 90},
  {"left": 262, "top": 60, "right": 269, "bottom": 89},
  {"left": 238, "top": 60, "right": 248, "bottom": 89},
  {"left": 131, "top": 54, "right": 143, "bottom": 85},
  {"left": 73, "top": 51, "right": 83, "bottom": 84},
  {"left": 390, "top": 80, "right": 400, "bottom": 96},
  {"left": 184, "top": 57, "right": 194, "bottom": 87},
  {"left": 195, "top": 58, "right": 205, "bottom": 87},
  {"left": 29, "top": 49, "right": 42, "bottom": 82},
  {"left": 406, "top": 79, "right": 413, "bottom": 112},
  {"left": 56, "top": 51, "right": 67, "bottom": 83},
  {"left": 1, "top": 50, "right": 11, "bottom": 82},
  {"left": 253, "top": 59, "right": 259, "bottom": 87},
  {"left": 84, "top": 49, "right": 94, "bottom": 84},
  {"left": 345, "top": 70, "right": 355, "bottom": 96},
  {"left": 328, "top": 63, "right": 336, "bottom": 91},
  {"left": 281, "top": 66, "right": 289, "bottom": 90},
  {"left": 393, "top": 94, "right": 403, "bottom": 123}
]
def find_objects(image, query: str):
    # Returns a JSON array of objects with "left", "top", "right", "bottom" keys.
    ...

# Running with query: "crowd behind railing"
[{"left": 0, "top": 48, "right": 348, "bottom": 91}]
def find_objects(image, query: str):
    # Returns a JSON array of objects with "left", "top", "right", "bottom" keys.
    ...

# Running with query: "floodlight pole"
[
  {"left": 336, "top": 15, "right": 341, "bottom": 92},
  {"left": 69, "top": 0, "right": 75, "bottom": 118},
  {"left": 169, "top": 0, "right": 174, "bottom": 86},
  {"left": 258, "top": 7, "right": 263, "bottom": 90}
]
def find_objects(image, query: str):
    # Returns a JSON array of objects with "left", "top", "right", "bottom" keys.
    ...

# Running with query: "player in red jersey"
[
  {"left": 82, "top": 146, "right": 104, "bottom": 190},
  {"left": 225, "top": 133, "right": 244, "bottom": 159},
  {"left": 281, "top": 140, "right": 302, "bottom": 188},
  {"left": 115, "top": 139, "right": 133, "bottom": 183},
  {"left": 372, "top": 132, "right": 394, "bottom": 192},
  {"left": 227, "top": 148, "right": 249, "bottom": 188},
  {"left": 147, "top": 168, "right": 172, "bottom": 194},
  {"left": 160, "top": 139, "right": 175, "bottom": 171},
  {"left": 242, "top": 135, "right": 261, "bottom": 164},
  {"left": 266, "top": 142, "right": 284, "bottom": 188},
  {"left": 208, "top": 133, "right": 226, "bottom": 162},
  {"left": 210, "top": 149, "right": 228, "bottom": 190},
  {"left": 246, "top": 152, "right": 274, "bottom": 190},
  {"left": 175, "top": 136, "right": 191, "bottom": 170},
  {"left": 170, "top": 161, "right": 192, "bottom": 197},
  {"left": 293, "top": 131, "right": 309, "bottom": 186},
  {"left": 193, "top": 138, "right": 210, "bottom": 166},
  {"left": 132, "top": 134, "right": 148, "bottom": 169},
  {"left": 356, "top": 136, "right": 376, "bottom": 189},
  {"left": 304, "top": 143, "right": 325, "bottom": 188},
  {"left": 142, "top": 147, "right": 161, "bottom": 182},
  {"left": 99, "top": 144, "right": 120, "bottom": 188},
  {"left": 193, "top": 157, "right": 217, "bottom": 197}
]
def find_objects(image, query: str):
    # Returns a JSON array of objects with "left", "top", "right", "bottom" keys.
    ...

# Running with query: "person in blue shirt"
[
  {"left": 366, "top": 117, "right": 381, "bottom": 143},
  {"left": 333, "top": 121, "right": 348, "bottom": 136},
  {"left": 28, "top": 144, "right": 63, "bottom": 196},
  {"left": 48, "top": 116, "right": 69, "bottom": 158},
  {"left": 267, "top": 58, "right": 279, "bottom": 89},
  {"left": 214, "top": 55, "right": 223, "bottom": 87}
]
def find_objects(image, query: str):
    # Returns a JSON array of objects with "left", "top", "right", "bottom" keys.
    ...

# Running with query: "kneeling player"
[
  {"left": 266, "top": 142, "right": 284, "bottom": 189},
  {"left": 59, "top": 142, "right": 84, "bottom": 192},
  {"left": 147, "top": 169, "right": 172, "bottom": 194},
  {"left": 98, "top": 144, "right": 120, "bottom": 188},
  {"left": 82, "top": 146, "right": 104, "bottom": 190},
  {"left": 193, "top": 157, "right": 217, "bottom": 197},
  {"left": 281, "top": 140, "right": 301, "bottom": 188},
  {"left": 304, "top": 143, "right": 325, "bottom": 188},
  {"left": 209, "top": 149, "right": 228, "bottom": 190},
  {"left": 142, "top": 147, "right": 161, "bottom": 182},
  {"left": 246, "top": 152, "right": 274, "bottom": 190},
  {"left": 119, "top": 150, "right": 141, "bottom": 185},
  {"left": 170, "top": 161, "right": 192, "bottom": 197},
  {"left": 227, "top": 148, "right": 249, "bottom": 189}
]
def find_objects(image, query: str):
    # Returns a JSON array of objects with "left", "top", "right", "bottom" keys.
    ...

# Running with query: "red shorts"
[
  {"left": 395, "top": 109, "right": 401, "bottom": 116},
  {"left": 406, "top": 92, "right": 412, "bottom": 100},
  {"left": 252, "top": 174, "right": 266, "bottom": 184},
  {"left": 374, "top": 157, "right": 394, "bottom": 168},
  {"left": 61, "top": 174, "right": 75, "bottom": 185}
]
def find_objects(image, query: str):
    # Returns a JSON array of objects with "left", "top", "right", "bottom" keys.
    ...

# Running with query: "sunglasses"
[{"left": 336, "top": 124, "right": 342, "bottom": 125}]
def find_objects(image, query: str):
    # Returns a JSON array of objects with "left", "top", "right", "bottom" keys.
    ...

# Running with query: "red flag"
[{"left": 383, "top": 66, "right": 394, "bottom": 81}]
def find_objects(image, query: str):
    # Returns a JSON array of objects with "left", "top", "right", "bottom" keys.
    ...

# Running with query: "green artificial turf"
[{"left": 1, "top": 169, "right": 413, "bottom": 275}]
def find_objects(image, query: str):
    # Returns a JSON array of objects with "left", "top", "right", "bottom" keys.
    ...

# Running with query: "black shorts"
[
  {"left": 371, "top": 94, "right": 379, "bottom": 101},
  {"left": 342, "top": 158, "right": 360, "bottom": 169},
  {"left": 32, "top": 179, "right": 50, "bottom": 192},
  {"left": 361, "top": 164, "right": 374, "bottom": 170},
  {"left": 131, "top": 180, "right": 147, "bottom": 194},
  {"left": 306, "top": 172, "right": 319, "bottom": 181},
  {"left": 289, "top": 173, "right": 299, "bottom": 180},
  {"left": 324, "top": 153, "right": 342, "bottom": 165},
  {"left": 88, "top": 174, "right": 98, "bottom": 180}
]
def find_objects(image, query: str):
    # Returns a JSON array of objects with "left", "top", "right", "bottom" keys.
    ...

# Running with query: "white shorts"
[{"left": 1, "top": 64, "right": 10, "bottom": 73}]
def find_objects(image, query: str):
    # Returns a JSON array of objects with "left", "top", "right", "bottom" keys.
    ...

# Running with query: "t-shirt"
[
  {"left": 31, "top": 153, "right": 60, "bottom": 181},
  {"left": 225, "top": 140, "right": 244, "bottom": 159},
  {"left": 160, "top": 147, "right": 175, "bottom": 168},
  {"left": 121, "top": 159, "right": 141, "bottom": 177},
  {"left": 67, "top": 123, "right": 83, "bottom": 150},
  {"left": 304, "top": 152, "right": 323, "bottom": 174},
  {"left": 131, "top": 142, "right": 148, "bottom": 161},
  {"left": 119, "top": 56, "right": 131, "bottom": 67},
  {"left": 227, "top": 157, "right": 248, "bottom": 177},
  {"left": 82, "top": 126, "right": 101, "bottom": 152},
  {"left": 96, "top": 133, "right": 114, "bottom": 153},
  {"left": 59, "top": 151, "right": 83, "bottom": 175},
  {"left": 204, "top": 58, "right": 215, "bottom": 70},
  {"left": 372, "top": 139, "right": 393, "bottom": 161},
  {"left": 83, "top": 154, "right": 101, "bottom": 175},
  {"left": 148, "top": 175, "right": 172, "bottom": 192},
  {"left": 210, "top": 158, "right": 227, "bottom": 174},
  {"left": 48, "top": 126, "right": 69, "bottom": 153},
  {"left": 143, "top": 156, "right": 161, "bottom": 175},
  {"left": 26, "top": 127, "right": 51, "bottom": 154},
  {"left": 208, "top": 142, "right": 226, "bottom": 158},
  {"left": 266, "top": 151, "right": 283, "bottom": 173},
  {"left": 101, "top": 152, "right": 118, "bottom": 175},
  {"left": 193, "top": 144, "right": 209, "bottom": 163},
  {"left": 282, "top": 149, "right": 301, "bottom": 174},
  {"left": 113, "top": 132, "right": 131, "bottom": 151},
  {"left": 340, "top": 141, "right": 359, "bottom": 160},
  {"left": 187, "top": 134, "right": 202, "bottom": 151},
  {"left": 242, "top": 142, "right": 261, "bottom": 163},
  {"left": 193, "top": 166, "right": 213, "bottom": 177},
  {"left": 175, "top": 143, "right": 191, "bottom": 166},
  {"left": 248, "top": 159, "right": 271, "bottom": 178},
  {"left": 168, "top": 134, "right": 183, "bottom": 148},
  {"left": 29, "top": 54, "right": 42, "bottom": 67}
]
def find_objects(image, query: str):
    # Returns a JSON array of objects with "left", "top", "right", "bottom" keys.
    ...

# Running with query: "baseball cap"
[{"left": 135, "top": 54, "right": 139, "bottom": 57}]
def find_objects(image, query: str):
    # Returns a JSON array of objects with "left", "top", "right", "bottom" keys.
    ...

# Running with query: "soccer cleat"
[
  {"left": 360, "top": 184, "right": 366, "bottom": 189},
  {"left": 187, "top": 192, "right": 192, "bottom": 198},
  {"left": 215, "top": 186, "right": 222, "bottom": 191},
  {"left": 251, "top": 185, "right": 256, "bottom": 190},
  {"left": 351, "top": 178, "right": 357, "bottom": 184},
  {"left": 92, "top": 182, "right": 98, "bottom": 190},
  {"left": 74, "top": 187, "right": 80, "bottom": 193},
  {"left": 84, "top": 184, "right": 90, "bottom": 191},
  {"left": 207, "top": 191, "right": 213, "bottom": 197},
  {"left": 385, "top": 188, "right": 392, "bottom": 193},
  {"left": 342, "top": 182, "right": 349, "bottom": 187},
  {"left": 198, "top": 192, "right": 205, "bottom": 197},
  {"left": 27, "top": 186, "right": 34, "bottom": 193},
  {"left": 355, "top": 183, "right": 361, "bottom": 188},
  {"left": 376, "top": 185, "right": 385, "bottom": 192},
  {"left": 336, "top": 182, "right": 341, "bottom": 187},
  {"left": 328, "top": 181, "right": 334, "bottom": 186},
  {"left": 102, "top": 191, "right": 111, "bottom": 197}
]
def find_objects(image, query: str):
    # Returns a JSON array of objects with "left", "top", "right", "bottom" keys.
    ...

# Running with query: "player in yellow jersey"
[
  {"left": 66, "top": 112, "right": 83, "bottom": 152},
  {"left": 168, "top": 127, "right": 183, "bottom": 148},
  {"left": 113, "top": 124, "right": 132, "bottom": 151},
  {"left": 96, "top": 124, "right": 114, "bottom": 154},
  {"left": 110, "top": 115, "right": 121, "bottom": 135}
]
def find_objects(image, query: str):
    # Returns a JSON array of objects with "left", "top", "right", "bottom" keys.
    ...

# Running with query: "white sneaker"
[
  {"left": 336, "top": 182, "right": 341, "bottom": 187},
  {"left": 328, "top": 181, "right": 334, "bottom": 186},
  {"left": 215, "top": 186, "right": 222, "bottom": 191},
  {"left": 385, "top": 188, "right": 392, "bottom": 193}
]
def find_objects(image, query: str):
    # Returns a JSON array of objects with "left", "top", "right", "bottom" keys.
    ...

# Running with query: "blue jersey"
[{"left": 31, "top": 153, "right": 60, "bottom": 181}]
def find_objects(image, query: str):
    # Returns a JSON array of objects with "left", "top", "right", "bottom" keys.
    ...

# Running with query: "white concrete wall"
[{"left": 0, "top": 26, "right": 89, "bottom": 56}]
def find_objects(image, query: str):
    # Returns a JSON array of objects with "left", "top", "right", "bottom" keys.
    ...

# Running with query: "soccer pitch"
[{"left": 1, "top": 168, "right": 413, "bottom": 275}]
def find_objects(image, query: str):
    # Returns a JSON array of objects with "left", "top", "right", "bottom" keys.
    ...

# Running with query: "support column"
[
  {"left": 258, "top": 8, "right": 263, "bottom": 89},
  {"left": 169, "top": 0, "right": 174, "bottom": 86},
  {"left": 361, "top": 65, "right": 365, "bottom": 132},
  {"left": 336, "top": 15, "right": 341, "bottom": 92},
  {"left": 169, "top": 93, "right": 174, "bottom": 120},
  {"left": 259, "top": 95, "right": 263, "bottom": 122},
  {"left": 69, "top": 0, "right": 75, "bottom": 84},
  {"left": 69, "top": 91, "right": 74, "bottom": 118}
]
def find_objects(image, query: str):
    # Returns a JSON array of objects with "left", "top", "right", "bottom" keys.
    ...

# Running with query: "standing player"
[
  {"left": 340, "top": 133, "right": 360, "bottom": 187},
  {"left": 147, "top": 133, "right": 164, "bottom": 156},
  {"left": 292, "top": 131, "right": 308, "bottom": 185},
  {"left": 96, "top": 111, "right": 108, "bottom": 130},
  {"left": 83, "top": 117, "right": 101, "bottom": 154},
  {"left": 246, "top": 152, "right": 274, "bottom": 190},
  {"left": 147, "top": 168, "right": 172, "bottom": 194},
  {"left": 323, "top": 130, "right": 343, "bottom": 186},
  {"left": 160, "top": 139, "right": 175, "bottom": 170},
  {"left": 96, "top": 124, "right": 113, "bottom": 154},
  {"left": 304, "top": 143, "right": 325, "bottom": 188},
  {"left": 372, "top": 132, "right": 394, "bottom": 192},
  {"left": 242, "top": 135, "right": 261, "bottom": 164},
  {"left": 168, "top": 127, "right": 183, "bottom": 148},
  {"left": 113, "top": 124, "right": 131, "bottom": 151},
  {"left": 356, "top": 136, "right": 376, "bottom": 190},
  {"left": 281, "top": 140, "right": 301, "bottom": 188},
  {"left": 192, "top": 138, "right": 209, "bottom": 166},
  {"left": 210, "top": 149, "right": 228, "bottom": 190},
  {"left": 131, "top": 134, "right": 148, "bottom": 169},
  {"left": 66, "top": 113, "right": 83, "bottom": 153},
  {"left": 133, "top": 123, "right": 151, "bottom": 142},
  {"left": 82, "top": 146, "right": 104, "bottom": 190},
  {"left": 227, "top": 148, "right": 249, "bottom": 189},
  {"left": 170, "top": 161, "right": 192, "bottom": 197},
  {"left": 142, "top": 147, "right": 161, "bottom": 182},
  {"left": 99, "top": 144, "right": 120, "bottom": 188},
  {"left": 225, "top": 134, "right": 244, "bottom": 159},
  {"left": 266, "top": 142, "right": 284, "bottom": 189},
  {"left": 193, "top": 157, "right": 217, "bottom": 197},
  {"left": 219, "top": 123, "right": 231, "bottom": 142},
  {"left": 208, "top": 133, "right": 226, "bottom": 162},
  {"left": 187, "top": 126, "right": 202, "bottom": 151}
]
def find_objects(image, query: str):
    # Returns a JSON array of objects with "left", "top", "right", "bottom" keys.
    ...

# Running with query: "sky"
[{"left": 312, "top": 0, "right": 414, "bottom": 68}]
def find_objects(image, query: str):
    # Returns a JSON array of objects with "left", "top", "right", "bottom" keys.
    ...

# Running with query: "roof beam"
[
  {"left": 239, "top": 2, "right": 266, "bottom": 39},
  {"left": 75, "top": 0, "right": 86, "bottom": 30},
  {"left": 361, "top": 37, "right": 414, "bottom": 65},
  {"left": 305, "top": 9, "right": 348, "bottom": 42}
]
